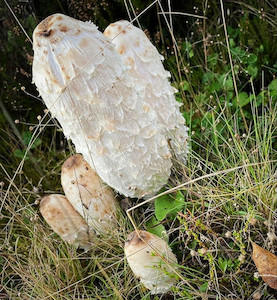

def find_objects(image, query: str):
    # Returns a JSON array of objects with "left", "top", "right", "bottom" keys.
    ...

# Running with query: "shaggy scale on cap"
[
  {"left": 104, "top": 20, "right": 189, "bottom": 164},
  {"left": 32, "top": 14, "right": 188, "bottom": 198}
]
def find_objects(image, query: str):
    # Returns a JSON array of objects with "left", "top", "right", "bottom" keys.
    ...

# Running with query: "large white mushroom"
[
  {"left": 104, "top": 20, "right": 189, "bottom": 163},
  {"left": 32, "top": 14, "right": 187, "bottom": 198},
  {"left": 61, "top": 154, "right": 117, "bottom": 234},
  {"left": 39, "top": 194, "right": 91, "bottom": 249},
  {"left": 124, "top": 230, "right": 178, "bottom": 294}
]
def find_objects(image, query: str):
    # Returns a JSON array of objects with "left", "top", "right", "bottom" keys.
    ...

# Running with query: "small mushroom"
[
  {"left": 40, "top": 194, "right": 91, "bottom": 249},
  {"left": 124, "top": 230, "right": 178, "bottom": 294},
  {"left": 104, "top": 20, "right": 189, "bottom": 164},
  {"left": 61, "top": 154, "right": 117, "bottom": 234}
]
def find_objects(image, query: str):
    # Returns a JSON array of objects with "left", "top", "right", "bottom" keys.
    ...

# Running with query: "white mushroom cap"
[
  {"left": 39, "top": 194, "right": 91, "bottom": 249},
  {"left": 32, "top": 13, "right": 172, "bottom": 198},
  {"left": 104, "top": 20, "right": 189, "bottom": 164},
  {"left": 124, "top": 230, "right": 178, "bottom": 294},
  {"left": 61, "top": 154, "right": 117, "bottom": 234}
]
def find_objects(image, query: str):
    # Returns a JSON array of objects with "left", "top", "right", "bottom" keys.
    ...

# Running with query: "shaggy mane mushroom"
[{"left": 32, "top": 14, "right": 188, "bottom": 198}]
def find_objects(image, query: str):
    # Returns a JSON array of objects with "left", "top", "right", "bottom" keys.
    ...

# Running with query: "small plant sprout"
[
  {"left": 61, "top": 154, "right": 117, "bottom": 235},
  {"left": 124, "top": 230, "right": 178, "bottom": 294},
  {"left": 32, "top": 13, "right": 188, "bottom": 198},
  {"left": 39, "top": 194, "right": 91, "bottom": 250},
  {"left": 104, "top": 20, "right": 189, "bottom": 164}
]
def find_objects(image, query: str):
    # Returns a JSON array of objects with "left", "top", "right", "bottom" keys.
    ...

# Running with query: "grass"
[{"left": 0, "top": 0, "right": 277, "bottom": 299}]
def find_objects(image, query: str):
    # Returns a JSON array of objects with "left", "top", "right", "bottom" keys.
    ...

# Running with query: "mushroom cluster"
[
  {"left": 40, "top": 154, "right": 118, "bottom": 249},
  {"left": 33, "top": 14, "right": 185, "bottom": 295},
  {"left": 32, "top": 13, "right": 189, "bottom": 199}
]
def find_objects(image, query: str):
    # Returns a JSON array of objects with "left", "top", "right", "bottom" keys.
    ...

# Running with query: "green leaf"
[
  {"left": 22, "top": 131, "right": 32, "bottom": 146},
  {"left": 199, "top": 281, "right": 209, "bottom": 292},
  {"left": 202, "top": 72, "right": 216, "bottom": 84},
  {"left": 181, "top": 80, "right": 190, "bottom": 91},
  {"left": 176, "top": 96, "right": 183, "bottom": 103},
  {"left": 14, "top": 149, "right": 29, "bottom": 160},
  {"left": 218, "top": 257, "right": 228, "bottom": 273},
  {"left": 229, "top": 38, "right": 236, "bottom": 48},
  {"left": 227, "top": 259, "right": 234, "bottom": 268},
  {"left": 236, "top": 211, "right": 247, "bottom": 216},
  {"left": 31, "top": 137, "right": 42, "bottom": 149},
  {"left": 227, "top": 26, "right": 239, "bottom": 39},
  {"left": 247, "top": 53, "right": 258, "bottom": 64},
  {"left": 237, "top": 92, "right": 250, "bottom": 107},
  {"left": 256, "top": 90, "right": 266, "bottom": 106},
  {"left": 154, "top": 191, "right": 186, "bottom": 221},
  {"left": 182, "top": 41, "right": 194, "bottom": 58},
  {"left": 207, "top": 53, "right": 219, "bottom": 69},
  {"left": 145, "top": 216, "right": 169, "bottom": 242},
  {"left": 246, "top": 65, "right": 258, "bottom": 78},
  {"left": 269, "top": 79, "right": 277, "bottom": 98},
  {"left": 224, "top": 76, "right": 233, "bottom": 91},
  {"left": 254, "top": 215, "right": 266, "bottom": 222},
  {"left": 21, "top": 131, "right": 41, "bottom": 149}
]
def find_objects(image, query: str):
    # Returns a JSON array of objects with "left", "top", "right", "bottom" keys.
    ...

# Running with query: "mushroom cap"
[
  {"left": 32, "top": 13, "right": 172, "bottom": 198},
  {"left": 61, "top": 154, "right": 117, "bottom": 234},
  {"left": 124, "top": 230, "right": 178, "bottom": 294},
  {"left": 104, "top": 20, "right": 189, "bottom": 164},
  {"left": 39, "top": 194, "right": 91, "bottom": 249}
]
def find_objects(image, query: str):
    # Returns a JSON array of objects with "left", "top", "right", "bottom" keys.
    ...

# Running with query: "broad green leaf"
[
  {"left": 202, "top": 72, "right": 215, "bottom": 84},
  {"left": 154, "top": 191, "right": 185, "bottom": 221},
  {"left": 246, "top": 65, "right": 258, "bottom": 78},
  {"left": 269, "top": 79, "right": 277, "bottom": 91},
  {"left": 224, "top": 76, "right": 233, "bottom": 91},
  {"left": 238, "top": 92, "right": 250, "bottom": 107},
  {"left": 145, "top": 216, "right": 169, "bottom": 242}
]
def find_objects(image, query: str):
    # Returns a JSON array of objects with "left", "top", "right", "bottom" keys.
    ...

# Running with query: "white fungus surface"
[
  {"left": 104, "top": 20, "right": 189, "bottom": 163},
  {"left": 125, "top": 230, "right": 178, "bottom": 294},
  {"left": 32, "top": 14, "right": 188, "bottom": 198},
  {"left": 40, "top": 194, "right": 91, "bottom": 249},
  {"left": 61, "top": 154, "right": 117, "bottom": 234}
]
